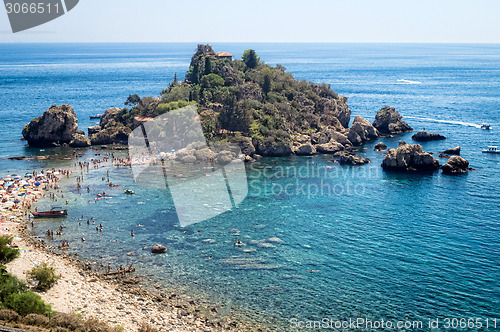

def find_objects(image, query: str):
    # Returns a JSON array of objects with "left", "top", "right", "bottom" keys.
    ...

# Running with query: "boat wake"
[
  {"left": 406, "top": 116, "right": 482, "bottom": 129},
  {"left": 397, "top": 79, "right": 423, "bottom": 85}
]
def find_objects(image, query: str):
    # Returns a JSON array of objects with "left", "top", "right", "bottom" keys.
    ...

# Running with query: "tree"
[
  {"left": 263, "top": 74, "right": 272, "bottom": 96},
  {"left": 173, "top": 73, "right": 178, "bottom": 84},
  {"left": 242, "top": 49, "right": 260, "bottom": 69},
  {"left": 204, "top": 57, "right": 212, "bottom": 75},
  {"left": 124, "top": 94, "right": 141, "bottom": 106}
]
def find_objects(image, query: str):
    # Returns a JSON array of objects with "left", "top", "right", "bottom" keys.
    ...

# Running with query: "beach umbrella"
[
  {"left": 14, "top": 176, "right": 21, "bottom": 180},
  {"left": 34, "top": 182, "right": 41, "bottom": 186},
  {"left": 13, "top": 199, "right": 20, "bottom": 204}
]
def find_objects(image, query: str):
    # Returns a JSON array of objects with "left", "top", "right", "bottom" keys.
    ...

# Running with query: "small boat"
[
  {"left": 481, "top": 124, "right": 491, "bottom": 130},
  {"left": 32, "top": 206, "right": 68, "bottom": 218},
  {"left": 124, "top": 190, "right": 135, "bottom": 195},
  {"left": 90, "top": 114, "right": 103, "bottom": 119},
  {"left": 482, "top": 146, "right": 500, "bottom": 154}
]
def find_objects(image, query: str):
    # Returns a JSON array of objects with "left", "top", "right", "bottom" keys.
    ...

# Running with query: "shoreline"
[{"left": 1, "top": 154, "right": 261, "bottom": 332}]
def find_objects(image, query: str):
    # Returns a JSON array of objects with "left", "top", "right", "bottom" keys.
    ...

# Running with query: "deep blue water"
[{"left": 1, "top": 43, "right": 499, "bottom": 329}]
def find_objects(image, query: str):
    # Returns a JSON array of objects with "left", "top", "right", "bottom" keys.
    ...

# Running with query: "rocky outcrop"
[
  {"left": 411, "top": 131, "right": 446, "bottom": 142},
  {"left": 236, "top": 137, "right": 255, "bottom": 156},
  {"left": 22, "top": 105, "right": 83, "bottom": 147},
  {"left": 90, "top": 108, "right": 132, "bottom": 145},
  {"left": 316, "top": 141, "right": 344, "bottom": 154},
  {"left": 440, "top": 146, "right": 460, "bottom": 155},
  {"left": 69, "top": 133, "right": 91, "bottom": 148},
  {"left": 337, "top": 151, "right": 370, "bottom": 166},
  {"left": 255, "top": 141, "right": 293, "bottom": 157},
  {"left": 372, "top": 106, "right": 413, "bottom": 134},
  {"left": 374, "top": 142, "right": 387, "bottom": 151},
  {"left": 441, "top": 156, "right": 471, "bottom": 175},
  {"left": 88, "top": 125, "right": 101, "bottom": 137},
  {"left": 381, "top": 143, "right": 440, "bottom": 172},
  {"left": 294, "top": 144, "right": 316, "bottom": 156},
  {"left": 347, "top": 115, "right": 379, "bottom": 146},
  {"left": 151, "top": 244, "right": 167, "bottom": 254},
  {"left": 317, "top": 96, "right": 351, "bottom": 129}
]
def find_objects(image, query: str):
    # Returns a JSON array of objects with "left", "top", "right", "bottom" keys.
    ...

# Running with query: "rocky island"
[{"left": 21, "top": 44, "right": 471, "bottom": 175}]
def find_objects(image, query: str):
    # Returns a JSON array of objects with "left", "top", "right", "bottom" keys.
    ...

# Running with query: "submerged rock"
[
  {"left": 441, "top": 156, "right": 471, "bottom": 175},
  {"left": 411, "top": 131, "right": 446, "bottom": 142},
  {"left": 440, "top": 146, "right": 461, "bottom": 155},
  {"left": 22, "top": 104, "right": 83, "bottom": 147},
  {"left": 151, "top": 244, "right": 167, "bottom": 254},
  {"left": 382, "top": 144, "right": 440, "bottom": 172},
  {"left": 372, "top": 106, "right": 413, "bottom": 134}
]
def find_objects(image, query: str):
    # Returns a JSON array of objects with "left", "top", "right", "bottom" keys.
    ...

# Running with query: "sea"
[{"left": 0, "top": 43, "right": 499, "bottom": 330}]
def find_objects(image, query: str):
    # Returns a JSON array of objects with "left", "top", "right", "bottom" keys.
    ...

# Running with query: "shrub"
[
  {"left": 50, "top": 312, "right": 84, "bottom": 330},
  {"left": 138, "top": 322, "right": 159, "bottom": 332},
  {"left": 4, "top": 292, "right": 51, "bottom": 317},
  {"left": 0, "top": 309, "right": 19, "bottom": 322},
  {"left": 27, "top": 262, "right": 60, "bottom": 291},
  {"left": 83, "top": 316, "right": 110, "bottom": 332},
  {"left": 0, "top": 269, "right": 26, "bottom": 302},
  {"left": 23, "top": 313, "right": 49, "bottom": 326},
  {"left": 0, "top": 235, "right": 19, "bottom": 264}
]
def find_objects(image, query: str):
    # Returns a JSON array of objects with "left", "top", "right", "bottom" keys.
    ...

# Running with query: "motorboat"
[
  {"left": 32, "top": 206, "right": 68, "bottom": 218},
  {"left": 124, "top": 190, "right": 135, "bottom": 195},
  {"left": 481, "top": 124, "right": 491, "bottom": 130},
  {"left": 482, "top": 146, "right": 500, "bottom": 154}
]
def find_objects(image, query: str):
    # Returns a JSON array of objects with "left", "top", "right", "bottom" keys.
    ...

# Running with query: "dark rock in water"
[
  {"left": 337, "top": 151, "right": 371, "bottom": 165},
  {"left": 438, "top": 154, "right": 450, "bottom": 159},
  {"left": 441, "top": 156, "right": 471, "bottom": 175},
  {"left": 151, "top": 244, "right": 167, "bottom": 254},
  {"left": 7, "top": 156, "right": 26, "bottom": 160},
  {"left": 294, "top": 143, "right": 315, "bottom": 156},
  {"left": 411, "top": 131, "right": 446, "bottom": 142},
  {"left": 236, "top": 137, "right": 255, "bottom": 156},
  {"left": 440, "top": 146, "right": 460, "bottom": 155},
  {"left": 399, "top": 140, "right": 407, "bottom": 146},
  {"left": 374, "top": 142, "right": 387, "bottom": 151},
  {"left": 373, "top": 106, "right": 413, "bottom": 134},
  {"left": 382, "top": 144, "right": 440, "bottom": 172},
  {"left": 90, "top": 108, "right": 132, "bottom": 145},
  {"left": 347, "top": 115, "right": 379, "bottom": 146},
  {"left": 22, "top": 104, "right": 86, "bottom": 148}
]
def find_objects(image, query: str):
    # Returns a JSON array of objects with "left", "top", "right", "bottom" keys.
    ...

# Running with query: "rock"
[
  {"left": 412, "top": 131, "right": 446, "bottom": 142},
  {"left": 399, "top": 140, "right": 407, "bottom": 146},
  {"left": 90, "top": 126, "right": 131, "bottom": 145},
  {"left": 7, "top": 156, "right": 26, "bottom": 160},
  {"left": 347, "top": 116, "right": 379, "bottom": 146},
  {"left": 440, "top": 146, "right": 461, "bottom": 155},
  {"left": 88, "top": 125, "right": 101, "bottom": 137},
  {"left": 69, "top": 133, "right": 91, "bottom": 148},
  {"left": 382, "top": 144, "right": 440, "bottom": 172},
  {"left": 181, "top": 155, "right": 197, "bottom": 164},
  {"left": 193, "top": 148, "right": 213, "bottom": 162},
  {"left": 294, "top": 134, "right": 311, "bottom": 144},
  {"left": 255, "top": 141, "right": 293, "bottom": 157},
  {"left": 317, "top": 95, "right": 351, "bottom": 128},
  {"left": 294, "top": 144, "right": 316, "bottom": 156},
  {"left": 22, "top": 104, "right": 84, "bottom": 147},
  {"left": 438, "top": 154, "right": 450, "bottom": 159},
  {"left": 373, "top": 106, "right": 413, "bottom": 134},
  {"left": 243, "top": 155, "right": 255, "bottom": 163},
  {"left": 374, "top": 142, "right": 387, "bottom": 151},
  {"left": 316, "top": 141, "right": 344, "bottom": 154},
  {"left": 216, "top": 150, "right": 236, "bottom": 164},
  {"left": 236, "top": 137, "right": 255, "bottom": 156},
  {"left": 99, "top": 107, "right": 122, "bottom": 129},
  {"left": 151, "top": 244, "right": 167, "bottom": 254},
  {"left": 329, "top": 131, "right": 352, "bottom": 147},
  {"left": 338, "top": 152, "right": 371, "bottom": 165},
  {"left": 441, "top": 156, "right": 471, "bottom": 175}
]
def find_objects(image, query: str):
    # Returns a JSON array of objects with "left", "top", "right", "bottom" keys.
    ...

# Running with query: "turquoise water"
[{"left": 1, "top": 43, "right": 499, "bottom": 329}]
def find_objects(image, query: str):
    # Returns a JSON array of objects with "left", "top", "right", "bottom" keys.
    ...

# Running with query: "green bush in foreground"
[
  {"left": 4, "top": 291, "right": 52, "bottom": 317},
  {"left": 0, "top": 267, "right": 27, "bottom": 302},
  {"left": 27, "top": 262, "right": 60, "bottom": 291},
  {"left": 0, "top": 235, "right": 19, "bottom": 264}
]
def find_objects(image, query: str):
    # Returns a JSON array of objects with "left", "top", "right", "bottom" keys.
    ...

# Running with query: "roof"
[
  {"left": 134, "top": 116, "right": 154, "bottom": 122},
  {"left": 216, "top": 51, "right": 233, "bottom": 57}
]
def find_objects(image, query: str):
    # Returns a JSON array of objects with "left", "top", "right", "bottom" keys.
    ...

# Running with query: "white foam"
[
  {"left": 406, "top": 116, "right": 482, "bottom": 129},
  {"left": 397, "top": 79, "right": 423, "bottom": 85}
]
